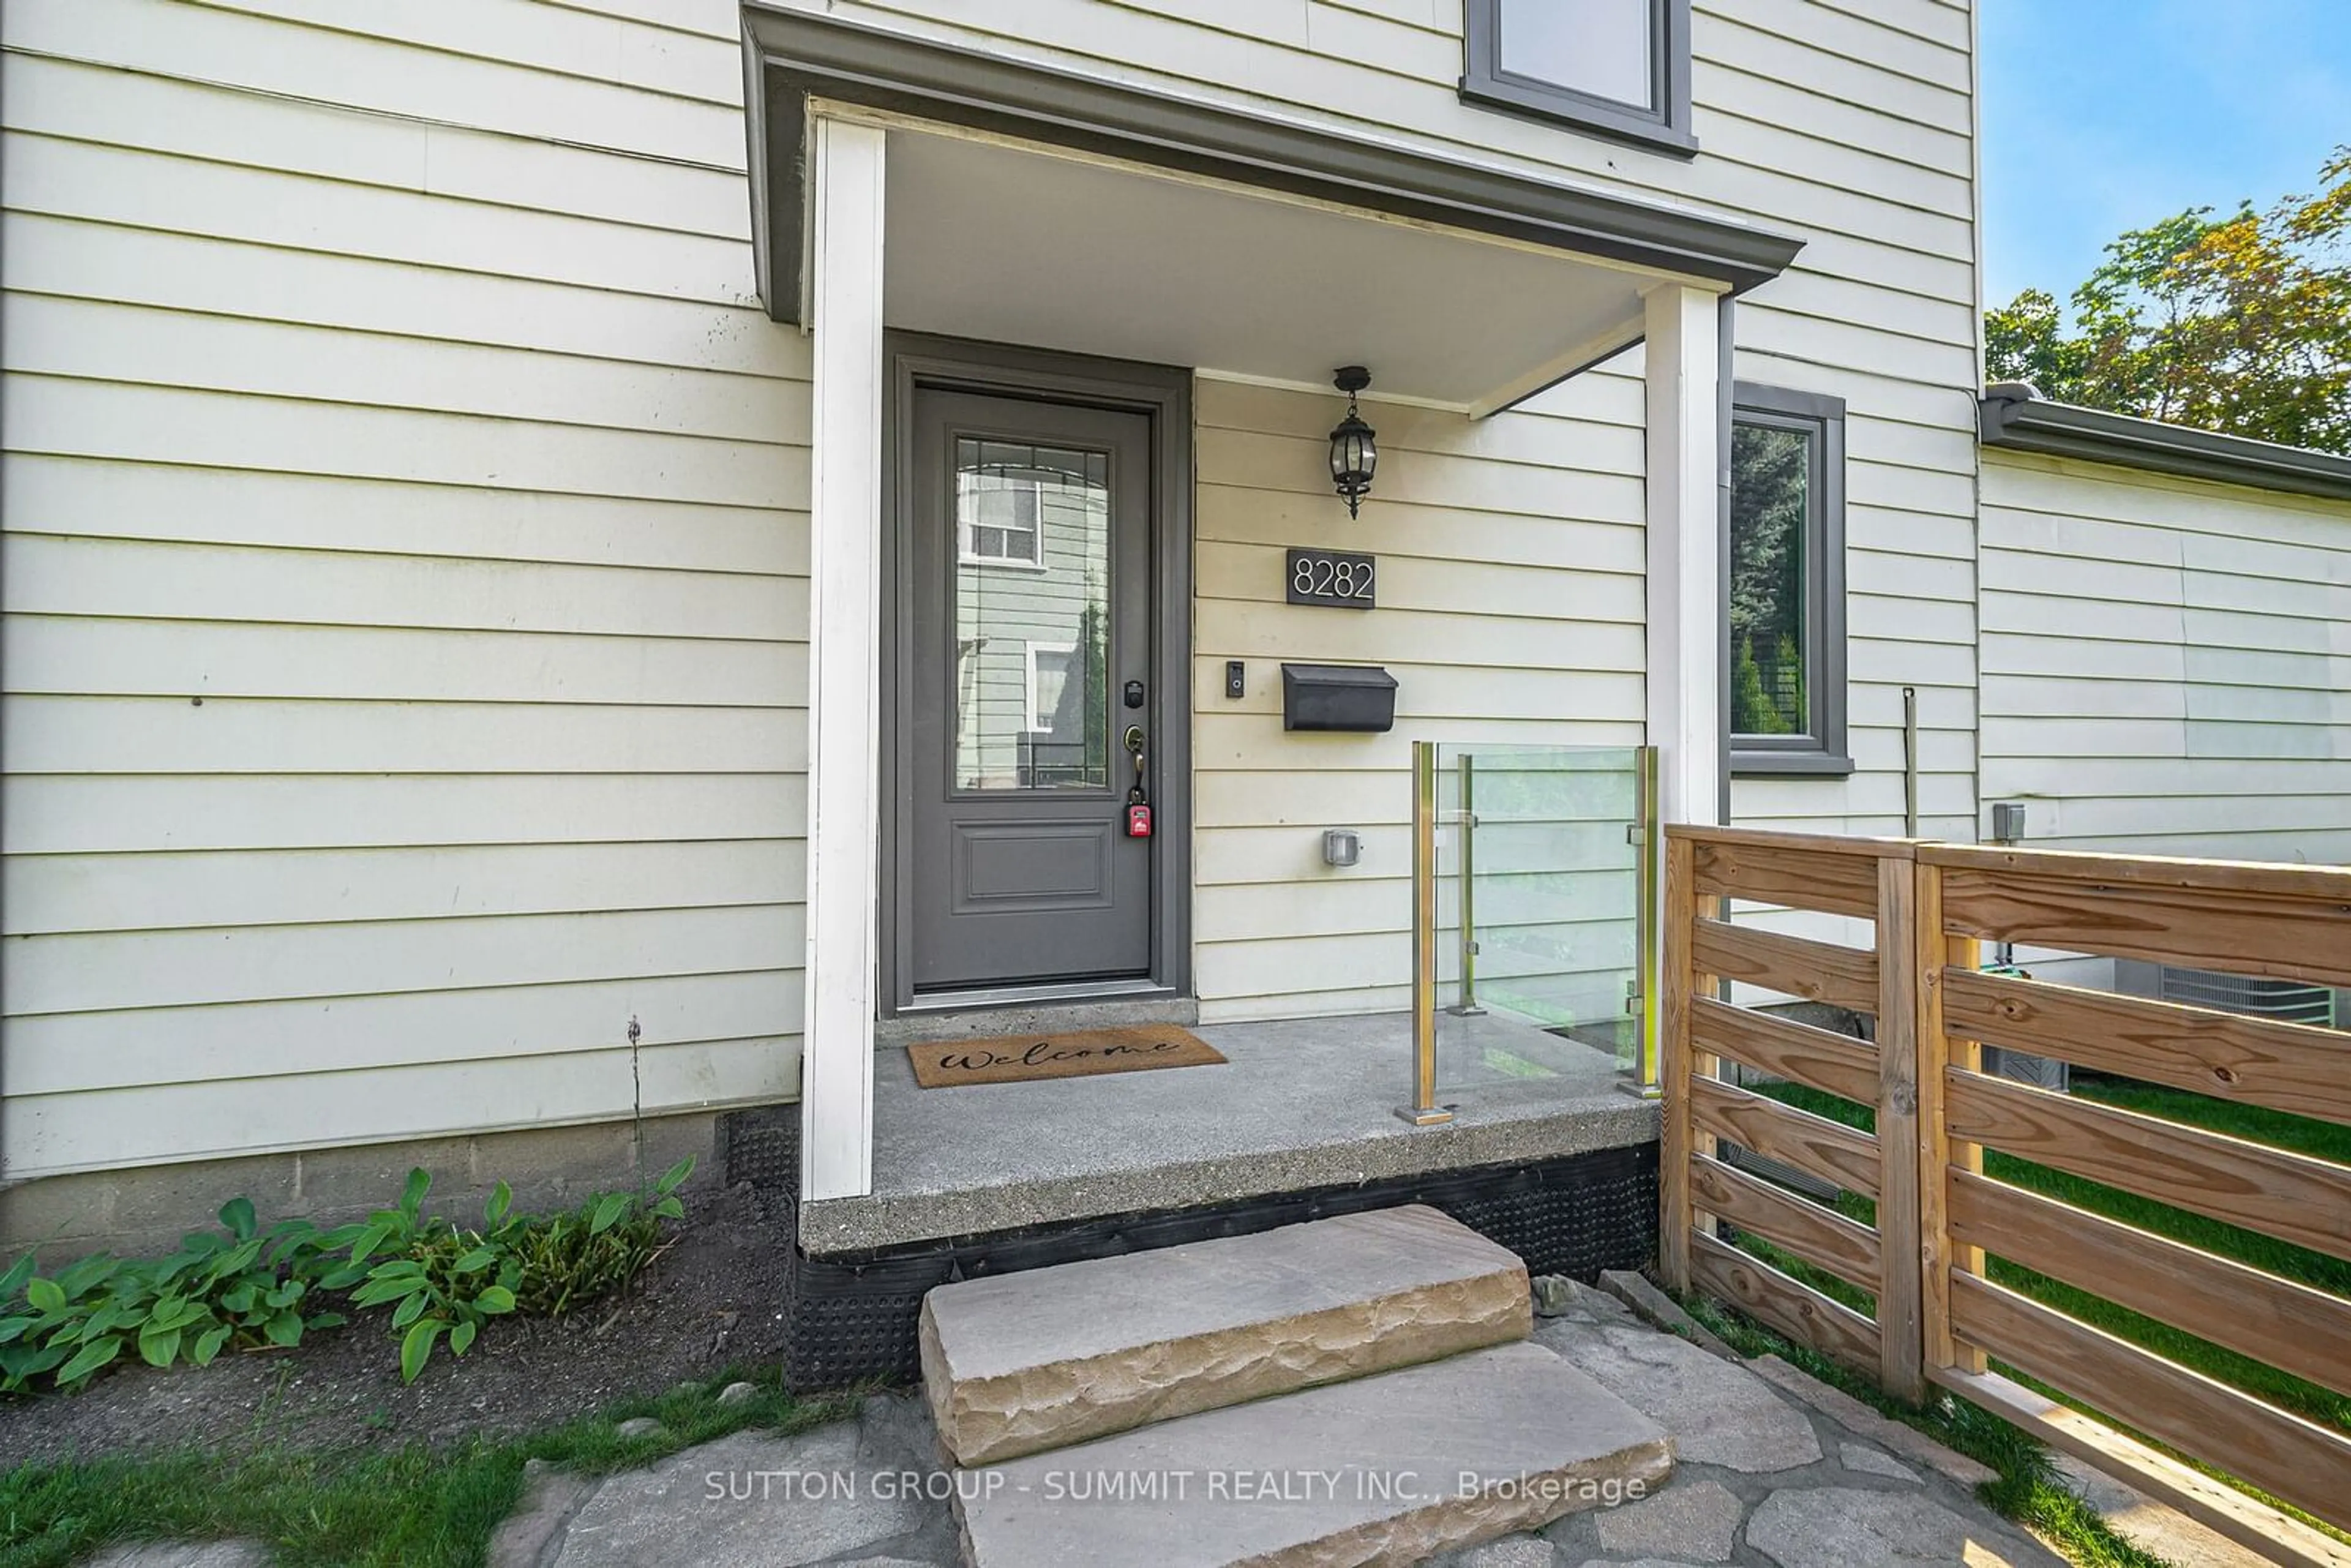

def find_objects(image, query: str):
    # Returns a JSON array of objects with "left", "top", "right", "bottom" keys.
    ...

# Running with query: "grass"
[
  {"left": 1673, "top": 1286, "right": 2169, "bottom": 1568},
  {"left": 0, "top": 1370, "right": 857, "bottom": 1568},
  {"left": 1746, "top": 1074, "right": 2351, "bottom": 1435}
]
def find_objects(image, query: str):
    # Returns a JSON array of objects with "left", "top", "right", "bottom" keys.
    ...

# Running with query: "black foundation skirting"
[{"left": 779, "top": 1140, "right": 1660, "bottom": 1392}]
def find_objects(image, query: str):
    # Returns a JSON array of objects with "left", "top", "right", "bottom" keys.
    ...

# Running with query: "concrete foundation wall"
[{"left": 0, "top": 1111, "right": 722, "bottom": 1268}]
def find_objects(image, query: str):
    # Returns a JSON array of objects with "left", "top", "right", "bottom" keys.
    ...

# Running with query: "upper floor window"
[
  {"left": 958, "top": 470, "right": 1046, "bottom": 568},
  {"left": 1729, "top": 383, "right": 1850, "bottom": 776},
  {"left": 1461, "top": 0, "right": 1695, "bottom": 156}
]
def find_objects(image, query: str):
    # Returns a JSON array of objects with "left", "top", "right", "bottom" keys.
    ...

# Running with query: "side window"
[
  {"left": 1729, "top": 383, "right": 1851, "bottom": 776},
  {"left": 1460, "top": 0, "right": 1695, "bottom": 156}
]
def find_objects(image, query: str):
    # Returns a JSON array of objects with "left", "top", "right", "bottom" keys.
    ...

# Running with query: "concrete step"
[
  {"left": 919, "top": 1204, "right": 1530, "bottom": 1466},
  {"left": 954, "top": 1339, "right": 1674, "bottom": 1567}
]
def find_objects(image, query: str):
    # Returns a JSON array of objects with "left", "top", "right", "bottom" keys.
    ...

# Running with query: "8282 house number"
[{"left": 1285, "top": 547, "right": 1376, "bottom": 609}]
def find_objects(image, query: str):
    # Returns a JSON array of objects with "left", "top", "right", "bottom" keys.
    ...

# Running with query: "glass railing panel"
[{"left": 1431, "top": 743, "right": 1648, "bottom": 1097}]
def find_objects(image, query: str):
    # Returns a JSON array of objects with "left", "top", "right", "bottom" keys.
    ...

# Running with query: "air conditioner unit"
[{"left": 2157, "top": 967, "right": 2340, "bottom": 1028}]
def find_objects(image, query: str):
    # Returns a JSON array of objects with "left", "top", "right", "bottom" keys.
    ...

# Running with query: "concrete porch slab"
[{"left": 797, "top": 1012, "right": 1656, "bottom": 1256}]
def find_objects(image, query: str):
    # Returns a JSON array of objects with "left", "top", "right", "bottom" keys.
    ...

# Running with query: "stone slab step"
[
  {"left": 954, "top": 1339, "right": 1673, "bottom": 1567},
  {"left": 919, "top": 1204, "right": 1530, "bottom": 1467}
]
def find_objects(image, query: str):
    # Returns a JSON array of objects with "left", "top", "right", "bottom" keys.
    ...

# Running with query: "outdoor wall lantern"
[{"left": 1327, "top": 366, "right": 1378, "bottom": 517}]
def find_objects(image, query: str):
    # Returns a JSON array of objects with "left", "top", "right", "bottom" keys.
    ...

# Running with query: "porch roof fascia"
[
  {"left": 1979, "top": 382, "right": 2351, "bottom": 504},
  {"left": 738, "top": 2, "right": 1804, "bottom": 328}
]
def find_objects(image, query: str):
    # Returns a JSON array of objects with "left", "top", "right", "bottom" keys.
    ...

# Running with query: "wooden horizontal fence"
[{"left": 1661, "top": 827, "right": 2351, "bottom": 1568}]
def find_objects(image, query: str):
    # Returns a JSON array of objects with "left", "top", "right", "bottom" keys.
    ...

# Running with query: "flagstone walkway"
[{"left": 91, "top": 1275, "right": 2261, "bottom": 1567}]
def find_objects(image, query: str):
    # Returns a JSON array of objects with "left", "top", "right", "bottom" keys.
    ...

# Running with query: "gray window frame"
[
  {"left": 1460, "top": 0, "right": 1697, "bottom": 157},
  {"left": 1727, "top": 381, "right": 1850, "bottom": 778}
]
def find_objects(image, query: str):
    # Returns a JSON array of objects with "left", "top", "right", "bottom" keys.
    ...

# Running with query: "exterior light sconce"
[{"left": 1327, "top": 366, "right": 1377, "bottom": 517}]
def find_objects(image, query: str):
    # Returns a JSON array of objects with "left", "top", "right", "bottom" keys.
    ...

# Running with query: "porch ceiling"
[{"left": 882, "top": 126, "right": 1659, "bottom": 415}]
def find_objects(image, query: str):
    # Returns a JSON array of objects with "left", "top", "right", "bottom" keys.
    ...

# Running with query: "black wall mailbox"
[{"left": 1281, "top": 663, "right": 1398, "bottom": 733}]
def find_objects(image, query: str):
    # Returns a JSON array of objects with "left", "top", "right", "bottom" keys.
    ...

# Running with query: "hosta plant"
[{"left": 0, "top": 1199, "right": 346, "bottom": 1394}]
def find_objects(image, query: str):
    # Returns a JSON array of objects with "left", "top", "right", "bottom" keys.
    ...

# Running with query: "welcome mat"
[{"left": 906, "top": 1026, "right": 1227, "bottom": 1089}]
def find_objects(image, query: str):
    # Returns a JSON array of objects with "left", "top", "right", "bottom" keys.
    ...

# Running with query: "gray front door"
[{"left": 906, "top": 389, "right": 1156, "bottom": 992}]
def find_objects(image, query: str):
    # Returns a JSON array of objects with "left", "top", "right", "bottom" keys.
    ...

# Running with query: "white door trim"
[{"left": 801, "top": 116, "right": 887, "bottom": 1202}]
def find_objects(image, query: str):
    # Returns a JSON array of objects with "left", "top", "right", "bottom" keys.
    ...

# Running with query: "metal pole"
[
  {"left": 1452, "top": 752, "right": 1485, "bottom": 1016},
  {"left": 1398, "top": 741, "right": 1453, "bottom": 1127},
  {"left": 1902, "top": 685, "right": 1920, "bottom": 838}
]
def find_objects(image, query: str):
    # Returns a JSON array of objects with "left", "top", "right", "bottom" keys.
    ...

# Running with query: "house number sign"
[{"left": 1285, "top": 547, "right": 1376, "bottom": 608}]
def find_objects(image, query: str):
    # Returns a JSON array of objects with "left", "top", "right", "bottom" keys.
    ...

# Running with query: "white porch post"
[
  {"left": 801, "top": 116, "right": 886, "bottom": 1201},
  {"left": 1644, "top": 284, "right": 1724, "bottom": 830}
]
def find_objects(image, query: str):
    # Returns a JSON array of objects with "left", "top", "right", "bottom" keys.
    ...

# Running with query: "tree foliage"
[{"left": 1985, "top": 146, "right": 2351, "bottom": 455}]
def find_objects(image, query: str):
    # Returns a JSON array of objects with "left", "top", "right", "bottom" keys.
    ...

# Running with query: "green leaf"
[
  {"left": 57, "top": 1255, "right": 119, "bottom": 1297},
  {"left": 217, "top": 1196, "right": 257, "bottom": 1241},
  {"left": 0, "top": 1316, "right": 35, "bottom": 1345},
  {"left": 24, "top": 1278, "right": 66, "bottom": 1315},
  {"left": 221, "top": 1284, "right": 257, "bottom": 1315},
  {"left": 305, "top": 1311, "right": 348, "bottom": 1330},
  {"left": 399, "top": 1318, "right": 445, "bottom": 1383},
  {"left": 588, "top": 1194, "right": 631, "bottom": 1236},
  {"left": 57, "top": 1334, "right": 122, "bottom": 1386},
  {"left": 656, "top": 1154, "right": 696, "bottom": 1195},
  {"left": 138, "top": 1325, "right": 182, "bottom": 1368},
  {"left": 651, "top": 1197, "right": 685, "bottom": 1221},
  {"left": 449, "top": 1318, "right": 478, "bottom": 1357},
  {"left": 0, "top": 1253, "right": 36, "bottom": 1300},
  {"left": 473, "top": 1286, "right": 517, "bottom": 1315},
  {"left": 351, "top": 1277, "right": 422, "bottom": 1309},
  {"left": 193, "top": 1324, "right": 233, "bottom": 1367},
  {"left": 316, "top": 1262, "right": 369, "bottom": 1291},
  {"left": 400, "top": 1168, "right": 431, "bottom": 1221},
  {"left": 484, "top": 1180, "right": 512, "bottom": 1229},
  {"left": 453, "top": 1247, "right": 497, "bottom": 1275},
  {"left": 160, "top": 1300, "right": 212, "bottom": 1332},
  {"left": 264, "top": 1310, "right": 303, "bottom": 1348},
  {"left": 266, "top": 1280, "right": 304, "bottom": 1309},
  {"left": 2, "top": 1342, "right": 67, "bottom": 1379},
  {"left": 390, "top": 1291, "right": 428, "bottom": 1330},
  {"left": 348, "top": 1223, "right": 392, "bottom": 1265}
]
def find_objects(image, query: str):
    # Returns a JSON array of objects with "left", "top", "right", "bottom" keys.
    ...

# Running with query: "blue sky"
[{"left": 1979, "top": 0, "right": 2351, "bottom": 306}]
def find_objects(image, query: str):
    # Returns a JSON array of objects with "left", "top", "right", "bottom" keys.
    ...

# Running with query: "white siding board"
[
  {"left": 1, "top": 53, "right": 750, "bottom": 239},
  {"left": 5, "top": 378, "right": 801, "bottom": 509},
  {"left": 2, "top": 457, "right": 804, "bottom": 575},
  {"left": 3, "top": 537, "right": 804, "bottom": 642},
  {"left": 6, "top": 618, "right": 805, "bottom": 708},
  {"left": 4, "top": 841, "right": 803, "bottom": 937},
  {"left": 4, "top": 774, "right": 808, "bottom": 855},
  {"left": 4, "top": 296, "right": 802, "bottom": 445},
  {"left": 6, "top": 971, "right": 801, "bottom": 1097},
  {"left": 2, "top": 697, "right": 805, "bottom": 775},
  {"left": 4, "top": 1037, "right": 795, "bottom": 1177}
]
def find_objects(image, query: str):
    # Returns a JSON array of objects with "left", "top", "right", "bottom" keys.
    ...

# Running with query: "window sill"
[
  {"left": 1458, "top": 77, "right": 1698, "bottom": 159},
  {"left": 1731, "top": 749, "right": 1855, "bottom": 779}
]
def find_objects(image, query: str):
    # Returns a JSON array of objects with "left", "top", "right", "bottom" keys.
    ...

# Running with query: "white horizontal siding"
[
  {"left": 1979, "top": 451, "right": 2351, "bottom": 863},
  {"left": 0, "top": 0, "right": 809, "bottom": 1179},
  {"left": 1191, "top": 378, "right": 1648, "bottom": 1022}
]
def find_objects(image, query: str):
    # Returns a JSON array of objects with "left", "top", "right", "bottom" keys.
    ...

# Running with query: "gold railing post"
[
  {"left": 1452, "top": 752, "right": 1485, "bottom": 1016},
  {"left": 1397, "top": 740, "right": 1453, "bottom": 1127},
  {"left": 1633, "top": 745, "right": 1662, "bottom": 1094}
]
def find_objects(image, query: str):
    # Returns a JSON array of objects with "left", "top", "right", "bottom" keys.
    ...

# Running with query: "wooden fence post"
[
  {"left": 1659, "top": 834, "right": 1697, "bottom": 1292},
  {"left": 1914, "top": 852, "right": 1987, "bottom": 1375},
  {"left": 1875, "top": 853, "right": 1924, "bottom": 1403}
]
